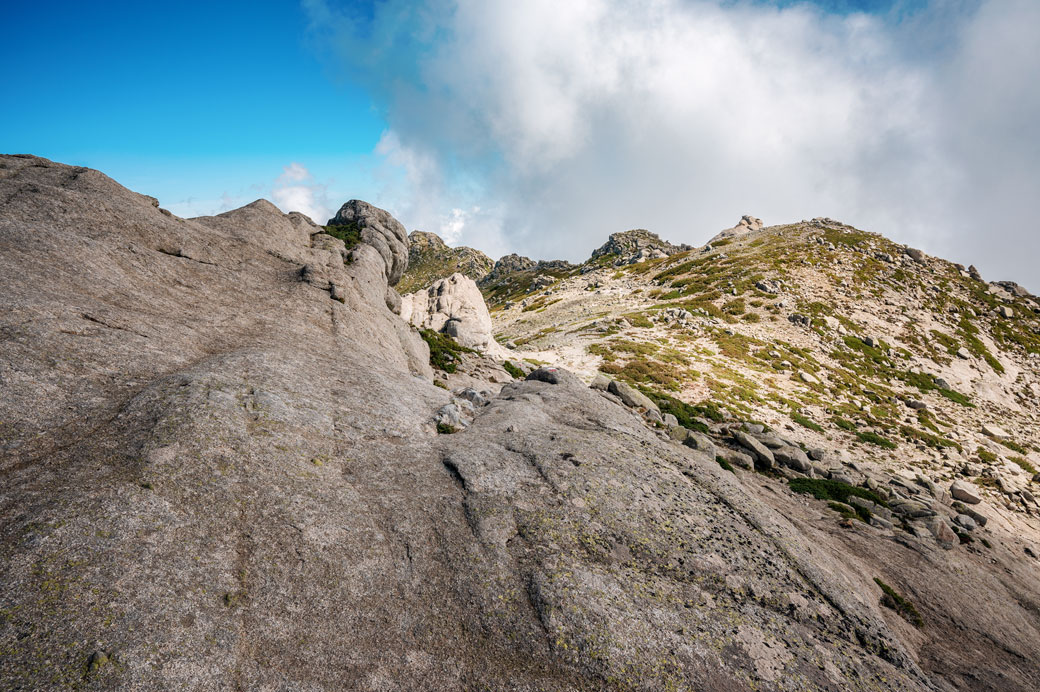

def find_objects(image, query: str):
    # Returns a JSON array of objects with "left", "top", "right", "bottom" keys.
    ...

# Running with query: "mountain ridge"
[{"left": 2, "top": 155, "right": 1040, "bottom": 690}]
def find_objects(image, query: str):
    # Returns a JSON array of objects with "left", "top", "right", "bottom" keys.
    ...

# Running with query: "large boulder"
[
  {"left": 951, "top": 480, "right": 983, "bottom": 505},
  {"left": 607, "top": 379, "right": 660, "bottom": 413},
  {"left": 400, "top": 272, "right": 503, "bottom": 354},
  {"left": 733, "top": 431, "right": 775, "bottom": 469}
]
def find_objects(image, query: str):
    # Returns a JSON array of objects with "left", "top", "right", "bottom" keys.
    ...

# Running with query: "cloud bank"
[
  {"left": 272, "top": 162, "right": 332, "bottom": 224},
  {"left": 306, "top": 0, "right": 1040, "bottom": 288}
]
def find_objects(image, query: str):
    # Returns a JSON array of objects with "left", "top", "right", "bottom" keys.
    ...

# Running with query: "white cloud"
[
  {"left": 271, "top": 162, "right": 332, "bottom": 223},
  {"left": 308, "top": 0, "right": 1040, "bottom": 288}
]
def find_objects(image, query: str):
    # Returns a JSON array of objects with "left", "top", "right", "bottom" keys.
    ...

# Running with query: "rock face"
[
  {"left": 3, "top": 156, "right": 1040, "bottom": 691},
  {"left": 710, "top": 214, "right": 764, "bottom": 242},
  {"left": 400, "top": 272, "right": 503, "bottom": 354},
  {"left": 397, "top": 230, "right": 494, "bottom": 294},
  {"left": 590, "top": 229, "right": 691, "bottom": 264},
  {"left": 327, "top": 199, "right": 410, "bottom": 286}
]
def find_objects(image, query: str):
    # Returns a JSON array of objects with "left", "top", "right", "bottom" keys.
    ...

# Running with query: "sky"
[{"left": 2, "top": 1, "right": 1038, "bottom": 289}]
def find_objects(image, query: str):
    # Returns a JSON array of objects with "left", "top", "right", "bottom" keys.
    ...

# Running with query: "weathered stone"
[
  {"left": 608, "top": 380, "right": 660, "bottom": 413},
  {"left": 732, "top": 431, "right": 775, "bottom": 469},
  {"left": 590, "top": 373, "right": 612, "bottom": 391},
  {"left": 717, "top": 447, "right": 754, "bottom": 470},
  {"left": 799, "top": 371, "right": 820, "bottom": 385},
  {"left": 683, "top": 432, "right": 716, "bottom": 459},
  {"left": 774, "top": 445, "right": 812, "bottom": 473},
  {"left": 951, "top": 480, "right": 982, "bottom": 505},
  {"left": 928, "top": 517, "right": 959, "bottom": 550},
  {"left": 982, "top": 424, "right": 1010, "bottom": 440},
  {"left": 954, "top": 514, "right": 977, "bottom": 531},
  {"left": 400, "top": 273, "right": 504, "bottom": 354}
]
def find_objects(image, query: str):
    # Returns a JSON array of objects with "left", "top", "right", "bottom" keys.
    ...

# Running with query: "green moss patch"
[
  {"left": 789, "top": 478, "right": 886, "bottom": 522},
  {"left": 874, "top": 578, "right": 923, "bottom": 628},
  {"left": 502, "top": 360, "right": 525, "bottom": 379},
  {"left": 323, "top": 222, "right": 363, "bottom": 251},
  {"left": 419, "top": 328, "right": 476, "bottom": 373}
]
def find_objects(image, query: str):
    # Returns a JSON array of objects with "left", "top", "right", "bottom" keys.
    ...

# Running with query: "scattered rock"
[
  {"left": 717, "top": 447, "right": 754, "bottom": 470},
  {"left": 799, "top": 371, "right": 820, "bottom": 385},
  {"left": 732, "top": 431, "right": 775, "bottom": 469},
  {"left": 982, "top": 424, "right": 1010, "bottom": 439},
  {"left": 773, "top": 446, "right": 812, "bottom": 474},
  {"left": 950, "top": 480, "right": 982, "bottom": 505},
  {"left": 607, "top": 380, "right": 660, "bottom": 413}
]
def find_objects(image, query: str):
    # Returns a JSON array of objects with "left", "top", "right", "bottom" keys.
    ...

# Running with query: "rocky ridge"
[
  {"left": 397, "top": 230, "right": 494, "bottom": 294},
  {"left": 2, "top": 158, "right": 1040, "bottom": 690},
  {"left": 590, "top": 229, "right": 692, "bottom": 265}
]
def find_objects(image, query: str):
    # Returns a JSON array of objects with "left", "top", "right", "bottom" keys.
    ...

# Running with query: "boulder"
[
  {"left": 717, "top": 447, "right": 754, "bottom": 470},
  {"left": 954, "top": 514, "right": 977, "bottom": 531},
  {"left": 928, "top": 517, "right": 959, "bottom": 550},
  {"left": 905, "top": 247, "right": 926, "bottom": 263},
  {"left": 799, "top": 371, "right": 821, "bottom": 385},
  {"left": 608, "top": 380, "right": 660, "bottom": 413},
  {"left": 683, "top": 432, "right": 716, "bottom": 459},
  {"left": 400, "top": 273, "right": 505, "bottom": 354},
  {"left": 774, "top": 446, "right": 812, "bottom": 474},
  {"left": 732, "top": 431, "right": 775, "bottom": 469},
  {"left": 950, "top": 480, "right": 982, "bottom": 505},
  {"left": 982, "top": 424, "right": 1010, "bottom": 440}
]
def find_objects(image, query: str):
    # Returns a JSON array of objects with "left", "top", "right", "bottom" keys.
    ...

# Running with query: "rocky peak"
[
  {"left": 709, "top": 214, "right": 765, "bottom": 243},
  {"left": 328, "top": 199, "right": 409, "bottom": 286},
  {"left": 590, "top": 229, "right": 691, "bottom": 264},
  {"left": 397, "top": 230, "right": 494, "bottom": 294},
  {"left": 737, "top": 214, "right": 763, "bottom": 231},
  {"left": 480, "top": 253, "right": 537, "bottom": 284}
]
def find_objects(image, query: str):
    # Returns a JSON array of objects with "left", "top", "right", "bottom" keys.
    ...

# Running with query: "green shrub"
[
  {"left": 998, "top": 438, "right": 1028, "bottom": 455},
  {"left": 857, "top": 431, "right": 897, "bottom": 450},
  {"left": 716, "top": 456, "right": 735, "bottom": 472},
  {"left": 623, "top": 312, "right": 654, "bottom": 328},
  {"left": 436, "top": 422, "right": 458, "bottom": 434},
  {"left": 323, "top": 222, "right": 363, "bottom": 251},
  {"left": 900, "top": 426, "right": 960, "bottom": 452},
  {"left": 789, "top": 478, "right": 886, "bottom": 523},
  {"left": 502, "top": 360, "right": 525, "bottom": 379},
  {"left": 976, "top": 447, "right": 998, "bottom": 463},
  {"left": 792, "top": 413, "right": 824, "bottom": 433},
  {"left": 1009, "top": 455, "right": 1037, "bottom": 475},
  {"left": 419, "top": 328, "right": 475, "bottom": 373},
  {"left": 833, "top": 417, "right": 857, "bottom": 432},
  {"left": 874, "top": 578, "right": 923, "bottom": 627},
  {"left": 637, "top": 386, "right": 714, "bottom": 433}
]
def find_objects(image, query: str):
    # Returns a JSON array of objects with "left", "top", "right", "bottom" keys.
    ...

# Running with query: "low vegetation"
[
  {"left": 788, "top": 478, "right": 886, "bottom": 523},
  {"left": 501, "top": 360, "right": 525, "bottom": 379},
  {"left": 874, "top": 578, "right": 923, "bottom": 628},
  {"left": 419, "top": 328, "right": 475, "bottom": 373},
  {"left": 323, "top": 222, "right": 363, "bottom": 252}
]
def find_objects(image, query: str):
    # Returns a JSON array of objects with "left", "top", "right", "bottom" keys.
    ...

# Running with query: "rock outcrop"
[
  {"left": 401, "top": 272, "right": 505, "bottom": 356},
  {"left": 710, "top": 214, "right": 764, "bottom": 243},
  {"left": 590, "top": 229, "right": 691, "bottom": 264},
  {"left": 327, "top": 199, "right": 410, "bottom": 286},
  {"left": 397, "top": 230, "right": 494, "bottom": 294}
]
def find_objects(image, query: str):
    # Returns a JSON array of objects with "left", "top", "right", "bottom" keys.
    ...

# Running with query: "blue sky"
[
  {"left": 1, "top": 1, "right": 386, "bottom": 217},
  {"left": 2, "top": 1, "right": 1038, "bottom": 287}
]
